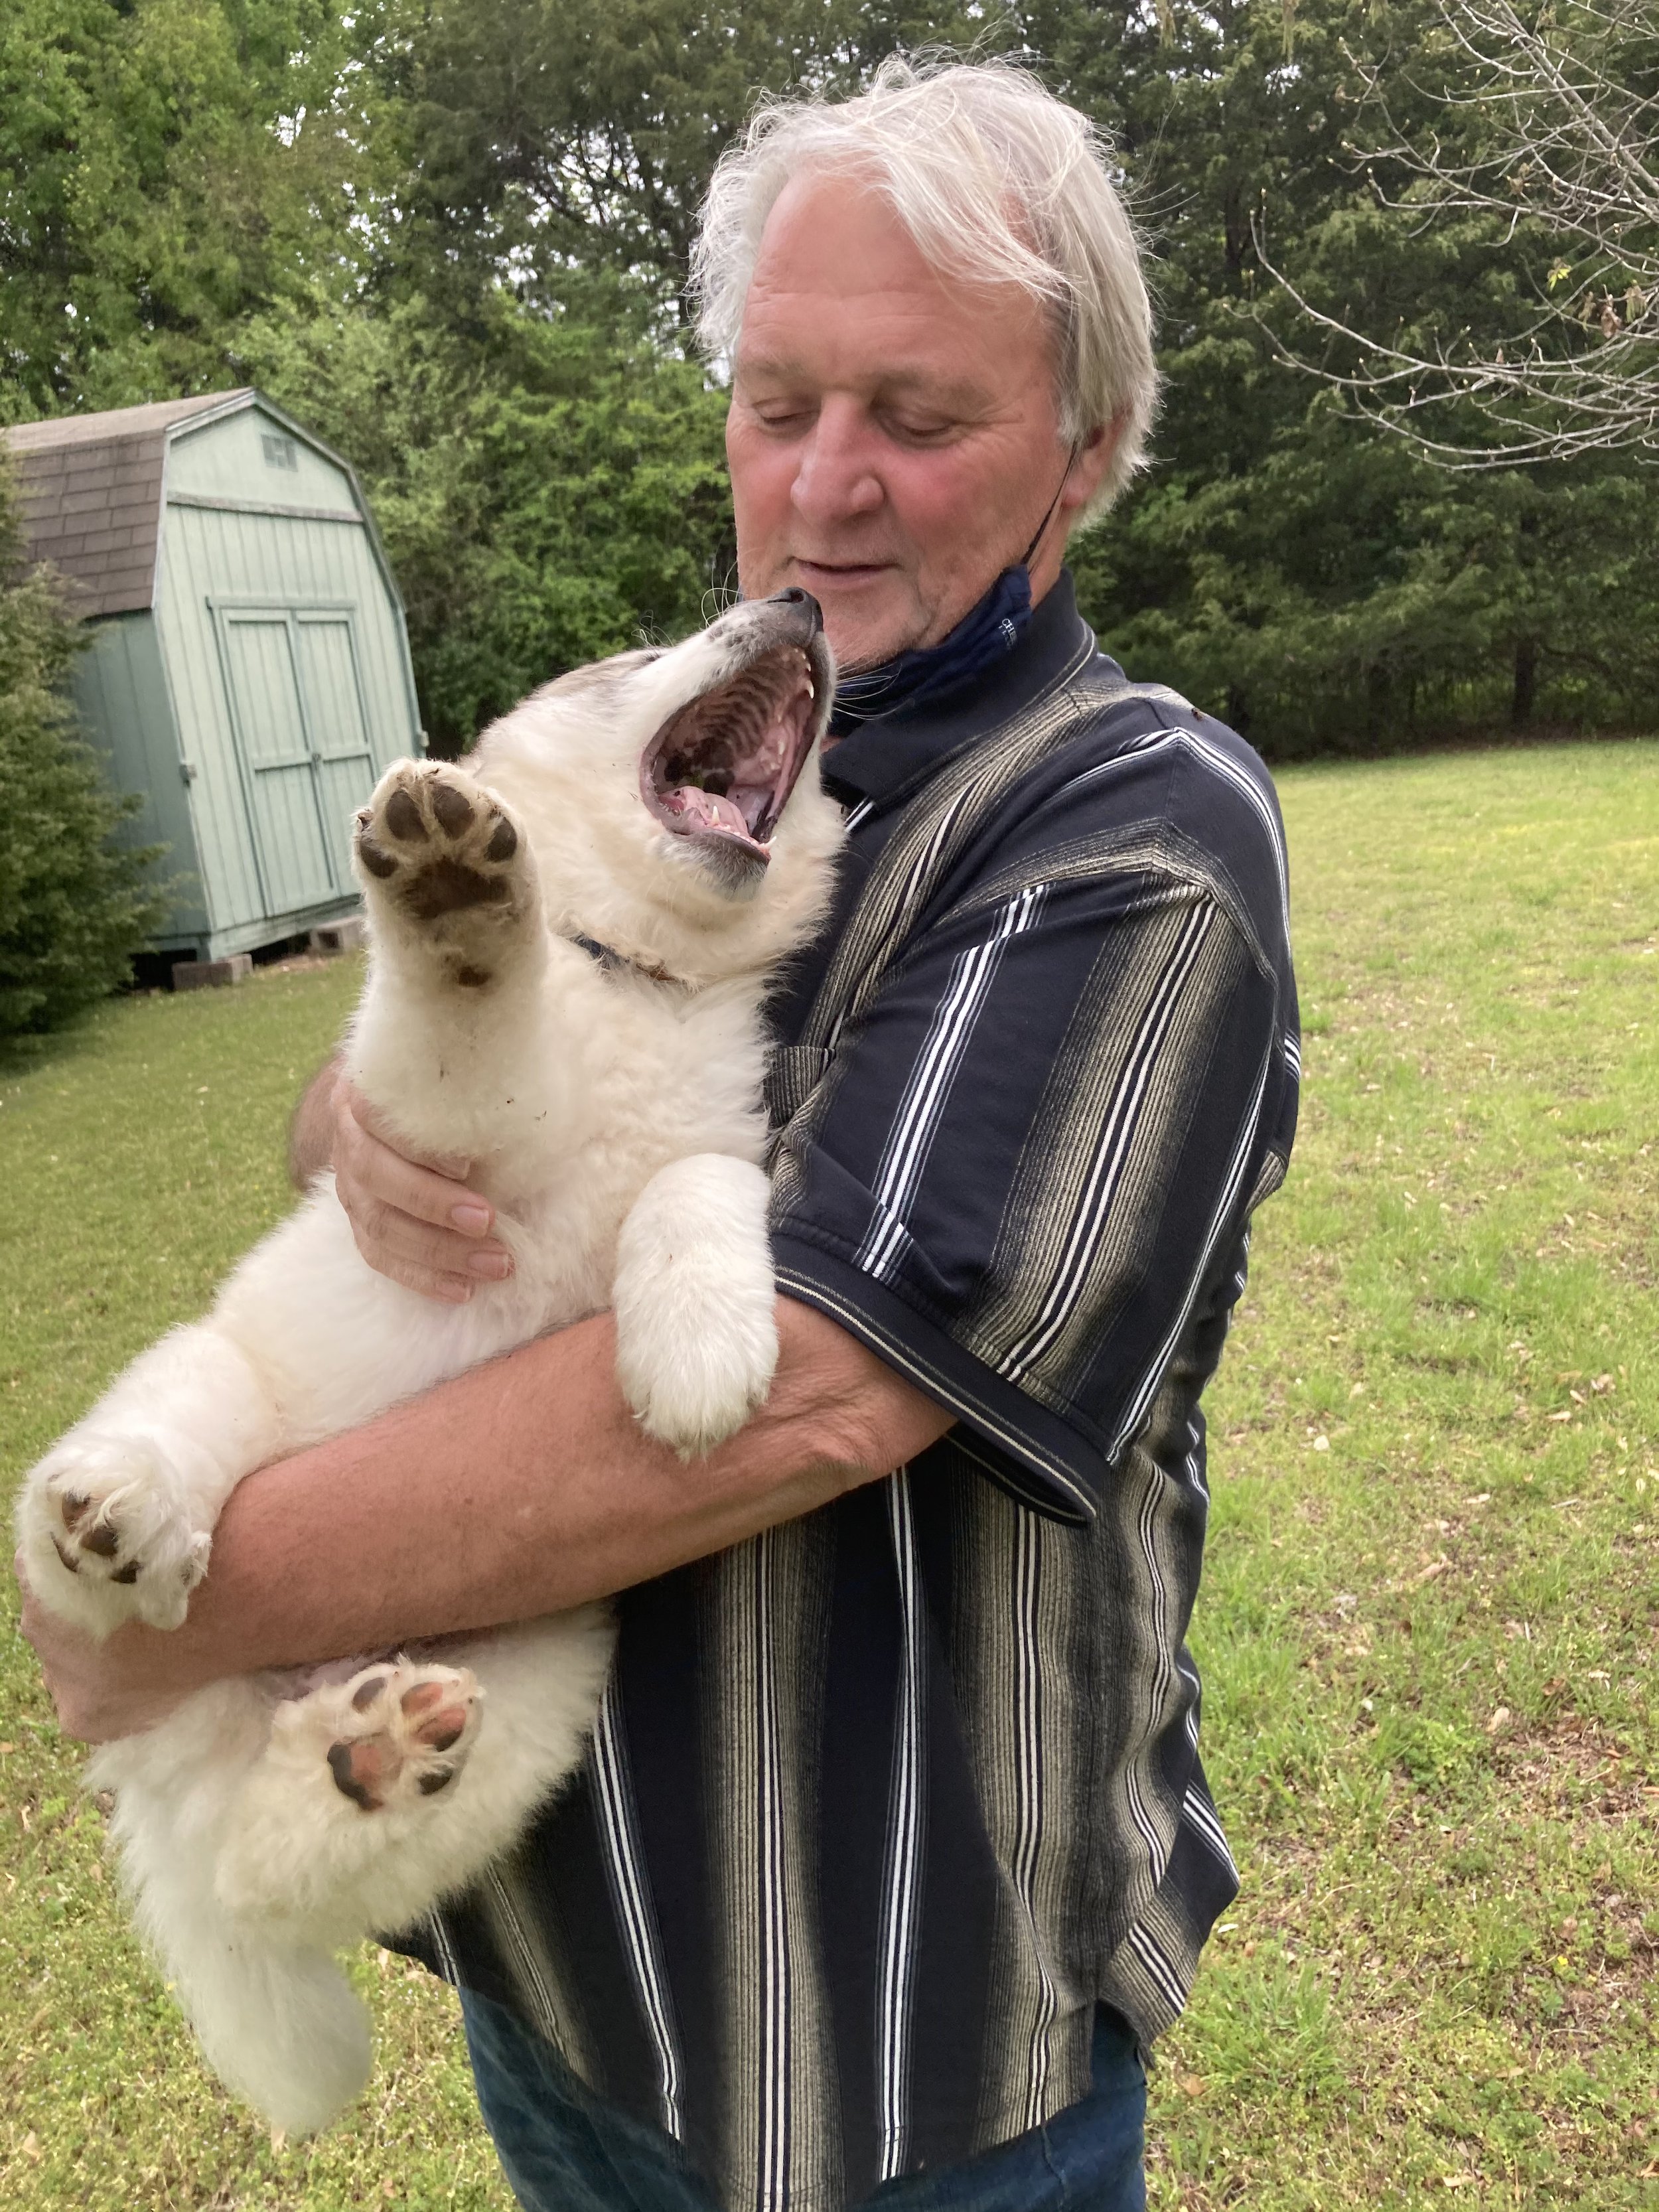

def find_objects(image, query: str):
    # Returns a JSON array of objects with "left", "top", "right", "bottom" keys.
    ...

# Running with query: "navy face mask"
[
  {"left": 828, "top": 565, "right": 1035, "bottom": 737},
  {"left": 826, "top": 449, "right": 1078, "bottom": 739}
]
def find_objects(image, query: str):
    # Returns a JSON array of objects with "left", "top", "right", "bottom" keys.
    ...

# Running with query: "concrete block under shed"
[
  {"left": 309, "top": 915, "right": 368, "bottom": 956},
  {"left": 173, "top": 954, "right": 252, "bottom": 991}
]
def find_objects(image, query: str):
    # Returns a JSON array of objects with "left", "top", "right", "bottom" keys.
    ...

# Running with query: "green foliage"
[
  {"left": 1035, "top": 0, "right": 1659, "bottom": 747},
  {"left": 0, "top": 0, "right": 383, "bottom": 419},
  {"left": 239, "top": 283, "right": 734, "bottom": 751},
  {"left": 0, "top": 457, "right": 166, "bottom": 1035},
  {"left": 390, "top": 0, "right": 985, "bottom": 317},
  {"left": 1074, "top": 421, "right": 1659, "bottom": 752}
]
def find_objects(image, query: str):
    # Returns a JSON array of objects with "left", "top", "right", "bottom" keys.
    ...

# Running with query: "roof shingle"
[{"left": 3, "top": 390, "right": 251, "bottom": 617}]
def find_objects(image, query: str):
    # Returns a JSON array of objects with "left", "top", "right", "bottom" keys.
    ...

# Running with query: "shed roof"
[
  {"left": 3, "top": 392, "right": 248, "bottom": 619},
  {"left": 2, "top": 388, "right": 381, "bottom": 621}
]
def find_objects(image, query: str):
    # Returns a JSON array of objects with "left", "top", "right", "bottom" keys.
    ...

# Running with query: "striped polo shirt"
[{"left": 400, "top": 572, "right": 1300, "bottom": 2212}]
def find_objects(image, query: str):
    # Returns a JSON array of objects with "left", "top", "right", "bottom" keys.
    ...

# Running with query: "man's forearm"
[
  {"left": 89, "top": 1297, "right": 950, "bottom": 1700},
  {"left": 288, "top": 1055, "right": 341, "bottom": 1189}
]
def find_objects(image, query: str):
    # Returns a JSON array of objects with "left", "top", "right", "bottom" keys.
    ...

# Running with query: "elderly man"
[{"left": 26, "top": 59, "right": 1297, "bottom": 2212}]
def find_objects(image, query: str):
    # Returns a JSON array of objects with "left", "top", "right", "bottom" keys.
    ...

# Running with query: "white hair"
[{"left": 690, "top": 56, "right": 1158, "bottom": 519}]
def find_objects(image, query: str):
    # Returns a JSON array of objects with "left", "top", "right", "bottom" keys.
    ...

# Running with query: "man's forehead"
[
  {"left": 733, "top": 171, "right": 1050, "bottom": 397},
  {"left": 733, "top": 341, "right": 991, "bottom": 405}
]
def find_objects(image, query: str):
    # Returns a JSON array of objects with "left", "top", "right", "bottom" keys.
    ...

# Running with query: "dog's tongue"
[{"left": 661, "top": 786, "right": 750, "bottom": 837}]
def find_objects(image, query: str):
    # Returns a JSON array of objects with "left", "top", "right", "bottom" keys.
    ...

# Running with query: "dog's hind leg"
[
  {"left": 214, "top": 1613, "right": 616, "bottom": 1940},
  {"left": 94, "top": 1685, "right": 375, "bottom": 2136},
  {"left": 18, "top": 1324, "right": 283, "bottom": 1635}
]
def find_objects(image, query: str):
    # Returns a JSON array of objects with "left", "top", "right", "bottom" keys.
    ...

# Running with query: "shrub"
[{"left": 0, "top": 453, "right": 167, "bottom": 1036}]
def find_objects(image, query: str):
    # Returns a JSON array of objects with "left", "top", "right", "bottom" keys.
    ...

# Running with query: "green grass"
[
  {"left": 2, "top": 743, "right": 1656, "bottom": 2207},
  {"left": 1153, "top": 740, "right": 1659, "bottom": 2209}
]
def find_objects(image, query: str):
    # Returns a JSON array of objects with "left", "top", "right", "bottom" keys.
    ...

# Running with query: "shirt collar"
[{"left": 820, "top": 570, "right": 1098, "bottom": 812}]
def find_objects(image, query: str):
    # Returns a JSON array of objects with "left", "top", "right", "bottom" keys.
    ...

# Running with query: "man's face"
[{"left": 727, "top": 173, "right": 1109, "bottom": 672}]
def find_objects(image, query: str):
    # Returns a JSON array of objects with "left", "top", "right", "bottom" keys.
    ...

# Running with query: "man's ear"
[{"left": 1062, "top": 416, "right": 1125, "bottom": 518}]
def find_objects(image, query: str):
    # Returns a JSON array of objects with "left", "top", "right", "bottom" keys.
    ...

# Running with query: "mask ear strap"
[{"left": 1017, "top": 443, "right": 1081, "bottom": 569}]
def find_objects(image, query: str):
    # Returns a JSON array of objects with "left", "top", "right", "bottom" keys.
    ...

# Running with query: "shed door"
[
  {"left": 218, "top": 605, "right": 377, "bottom": 914},
  {"left": 295, "top": 614, "right": 376, "bottom": 890}
]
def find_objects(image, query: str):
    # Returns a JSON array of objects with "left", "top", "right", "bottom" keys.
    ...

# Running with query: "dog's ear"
[{"left": 542, "top": 648, "right": 663, "bottom": 700}]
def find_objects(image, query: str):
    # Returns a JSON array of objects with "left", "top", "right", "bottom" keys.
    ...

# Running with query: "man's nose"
[{"left": 790, "top": 399, "right": 883, "bottom": 526}]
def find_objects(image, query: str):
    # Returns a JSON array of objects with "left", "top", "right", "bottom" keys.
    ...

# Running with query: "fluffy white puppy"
[{"left": 17, "top": 590, "right": 841, "bottom": 2138}]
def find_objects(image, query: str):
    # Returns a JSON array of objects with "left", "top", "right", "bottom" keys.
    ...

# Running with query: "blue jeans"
[{"left": 461, "top": 1989, "right": 1147, "bottom": 2212}]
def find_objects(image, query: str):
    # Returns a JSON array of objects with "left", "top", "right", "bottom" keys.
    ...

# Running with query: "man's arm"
[
  {"left": 23, "top": 1295, "right": 952, "bottom": 1742},
  {"left": 287, "top": 1054, "right": 341, "bottom": 1190}
]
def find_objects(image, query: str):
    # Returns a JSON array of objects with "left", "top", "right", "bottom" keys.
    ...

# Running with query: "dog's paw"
[
  {"left": 618, "top": 1306, "right": 780, "bottom": 1460},
  {"left": 308, "top": 1660, "right": 483, "bottom": 1814},
  {"left": 613, "top": 1155, "right": 780, "bottom": 1459},
  {"left": 353, "top": 762, "right": 535, "bottom": 981},
  {"left": 20, "top": 1435, "right": 212, "bottom": 1632}
]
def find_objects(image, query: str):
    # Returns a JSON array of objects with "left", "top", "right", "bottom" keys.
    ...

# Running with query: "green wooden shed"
[{"left": 4, "top": 388, "right": 424, "bottom": 962}]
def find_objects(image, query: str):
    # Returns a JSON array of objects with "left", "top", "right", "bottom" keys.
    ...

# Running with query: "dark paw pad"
[
  {"left": 404, "top": 857, "right": 508, "bottom": 921},
  {"left": 351, "top": 1671, "right": 392, "bottom": 1713},
  {"left": 49, "top": 1489, "right": 141, "bottom": 1584},
  {"left": 355, "top": 767, "right": 526, "bottom": 931},
  {"left": 326, "top": 1664, "right": 480, "bottom": 1812},
  {"left": 357, "top": 835, "right": 398, "bottom": 881},
  {"left": 384, "top": 788, "right": 428, "bottom": 842}
]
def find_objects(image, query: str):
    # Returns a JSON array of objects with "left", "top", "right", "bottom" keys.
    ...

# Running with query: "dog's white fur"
[{"left": 17, "top": 599, "right": 841, "bottom": 2135}]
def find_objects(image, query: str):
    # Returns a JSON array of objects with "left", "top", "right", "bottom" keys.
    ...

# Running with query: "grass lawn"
[{"left": 1, "top": 740, "right": 1656, "bottom": 2208}]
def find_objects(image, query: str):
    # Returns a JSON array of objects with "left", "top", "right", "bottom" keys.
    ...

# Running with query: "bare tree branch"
[{"left": 1257, "top": 0, "right": 1659, "bottom": 465}]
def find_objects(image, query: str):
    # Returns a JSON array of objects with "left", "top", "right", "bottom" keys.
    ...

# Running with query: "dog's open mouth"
[{"left": 640, "top": 644, "right": 820, "bottom": 866}]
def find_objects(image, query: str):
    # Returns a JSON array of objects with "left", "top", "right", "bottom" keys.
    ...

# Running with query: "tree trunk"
[{"left": 1512, "top": 636, "right": 1538, "bottom": 727}]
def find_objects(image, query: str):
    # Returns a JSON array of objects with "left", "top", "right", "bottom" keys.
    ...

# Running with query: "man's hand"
[
  {"left": 292, "top": 1061, "right": 514, "bottom": 1302},
  {"left": 17, "top": 1557, "right": 201, "bottom": 1743}
]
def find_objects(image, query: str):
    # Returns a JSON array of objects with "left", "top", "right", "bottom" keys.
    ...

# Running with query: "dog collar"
[{"left": 569, "top": 932, "right": 684, "bottom": 989}]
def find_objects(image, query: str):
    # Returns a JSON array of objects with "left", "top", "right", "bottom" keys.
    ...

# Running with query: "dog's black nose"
[{"left": 768, "top": 586, "right": 822, "bottom": 633}]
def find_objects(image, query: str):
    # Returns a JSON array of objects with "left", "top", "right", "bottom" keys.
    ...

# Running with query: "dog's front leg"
[
  {"left": 345, "top": 761, "right": 575, "bottom": 1181},
  {"left": 612, "top": 1154, "right": 779, "bottom": 1457}
]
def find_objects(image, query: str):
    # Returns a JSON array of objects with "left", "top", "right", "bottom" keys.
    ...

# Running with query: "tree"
[
  {"left": 251, "top": 0, "right": 990, "bottom": 740},
  {"left": 1022, "top": 0, "right": 1659, "bottom": 745},
  {"left": 7, "top": 0, "right": 1656, "bottom": 759},
  {"left": 388, "top": 0, "right": 985, "bottom": 321},
  {"left": 0, "top": 453, "right": 167, "bottom": 1034},
  {"left": 1252, "top": 0, "right": 1659, "bottom": 465},
  {"left": 0, "top": 0, "right": 385, "bottom": 421},
  {"left": 240, "top": 281, "right": 735, "bottom": 751}
]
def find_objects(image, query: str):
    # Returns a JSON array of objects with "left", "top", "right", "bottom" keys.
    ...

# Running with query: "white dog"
[{"left": 17, "top": 591, "right": 841, "bottom": 2136}]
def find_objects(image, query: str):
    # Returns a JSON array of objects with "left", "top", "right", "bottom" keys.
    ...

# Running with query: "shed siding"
[
  {"left": 155, "top": 499, "right": 417, "bottom": 938},
  {"left": 165, "top": 406, "right": 358, "bottom": 513},
  {"left": 10, "top": 389, "right": 422, "bottom": 960},
  {"left": 69, "top": 613, "right": 209, "bottom": 942}
]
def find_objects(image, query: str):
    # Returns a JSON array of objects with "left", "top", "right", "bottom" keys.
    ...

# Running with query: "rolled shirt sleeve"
[{"left": 770, "top": 853, "right": 1287, "bottom": 1520}]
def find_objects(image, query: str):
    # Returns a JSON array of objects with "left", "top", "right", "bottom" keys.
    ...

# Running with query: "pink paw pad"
[{"left": 326, "top": 1662, "right": 481, "bottom": 1812}]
